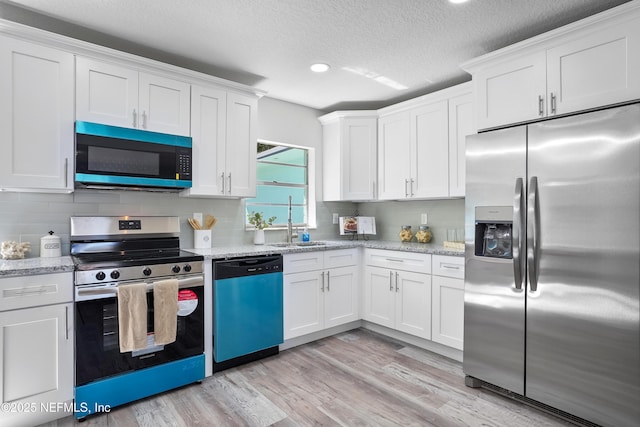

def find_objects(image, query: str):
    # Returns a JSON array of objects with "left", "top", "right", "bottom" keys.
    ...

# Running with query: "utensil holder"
[{"left": 194, "top": 230, "right": 212, "bottom": 249}]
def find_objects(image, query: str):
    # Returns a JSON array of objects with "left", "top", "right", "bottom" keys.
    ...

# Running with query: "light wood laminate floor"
[{"left": 43, "top": 329, "right": 573, "bottom": 427}]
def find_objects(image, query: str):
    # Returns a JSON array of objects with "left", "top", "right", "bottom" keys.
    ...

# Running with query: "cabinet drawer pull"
[
  {"left": 385, "top": 258, "right": 404, "bottom": 262},
  {"left": 442, "top": 264, "right": 460, "bottom": 270}
]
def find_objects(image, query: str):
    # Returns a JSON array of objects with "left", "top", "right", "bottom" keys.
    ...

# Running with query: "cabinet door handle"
[
  {"left": 395, "top": 272, "right": 399, "bottom": 292},
  {"left": 389, "top": 271, "right": 393, "bottom": 291},
  {"left": 550, "top": 92, "right": 557, "bottom": 115},
  {"left": 227, "top": 173, "right": 232, "bottom": 194},
  {"left": 133, "top": 109, "right": 137, "bottom": 127},
  {"left": 405, "top": 179, "right": 409, "bottom": 197},
  {"left": 65, "top": 305, "right": 69, "bottom": 340},
  {"left": 538, "top": 95, "right": 544, "bottom": 116},
  {"left": 64, "top": 158, "right": 69, "bottom": 188},
  {"left": 321, "top": 271, "right": 325, "bottom": 292},
  {"left": 142, "top": 110, "right": 148, "bottom": 129},
  {"left": 327, "top": 271, "right": 330, "bottom": 291},
  {"left": 220, "top": 173, "right": 225, "bottom": 194},
  {"left": 410, "top": 179, "right": 415, "bottom": 197}
]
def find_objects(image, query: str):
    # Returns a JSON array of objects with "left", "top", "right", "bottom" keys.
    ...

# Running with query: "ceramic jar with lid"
[{"left": 40, "top": 230, "right": 62, "bottom": 258}]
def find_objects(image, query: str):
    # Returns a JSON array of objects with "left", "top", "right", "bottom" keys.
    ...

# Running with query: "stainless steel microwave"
[{"left": 75, "top": 121, "right": 192, "bottom": 191}]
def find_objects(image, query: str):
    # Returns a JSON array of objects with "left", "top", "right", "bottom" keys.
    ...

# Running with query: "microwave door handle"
[{"left": 513, "top": 178, "right": 525, "bottom": 290}]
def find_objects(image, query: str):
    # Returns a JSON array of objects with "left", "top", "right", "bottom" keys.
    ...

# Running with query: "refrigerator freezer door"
[
  {"left": 463, "top": 126, "right": 527, "bottom": 394},
  {"left": 526, "top": 103, "right": 640, "bottom": 427}
]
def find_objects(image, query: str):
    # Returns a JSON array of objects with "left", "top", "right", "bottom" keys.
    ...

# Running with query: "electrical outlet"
[
  {"left": 421, "top": 213, "right": 428, "bottom": 224},
  {"left": 193, "top": 213, "right": 203, "bottom": 224},
  {"left": 332, "top": 213, "right": 339, "bottom": 224}
]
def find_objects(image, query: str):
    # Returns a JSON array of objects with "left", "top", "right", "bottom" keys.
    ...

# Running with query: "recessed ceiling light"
[{"left": 310, "top": 63, "right": 330, "bottom": 73}]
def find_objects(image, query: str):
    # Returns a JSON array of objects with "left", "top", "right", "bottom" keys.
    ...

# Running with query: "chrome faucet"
[{"left": 286, "top": 195, "right": 297, "bottom": 243}]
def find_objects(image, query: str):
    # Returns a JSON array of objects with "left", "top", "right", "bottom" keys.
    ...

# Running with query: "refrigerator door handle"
[
  {"left": 527, "top": 176, "right": 540, "bottom": 292},
  {"left": 513, "top": 178, "right": 525, "bottom": 290}
]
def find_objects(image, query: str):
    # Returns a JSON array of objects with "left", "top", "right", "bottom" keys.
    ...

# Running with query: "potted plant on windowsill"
[{"left": 247, "top": 211, "right": 276, "bottom": 245}]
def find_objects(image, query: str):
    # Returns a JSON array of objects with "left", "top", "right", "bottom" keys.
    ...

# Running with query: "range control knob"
[
  {"left": 96, "top": 271, "right": 106, "bottom": 281},
  {"left": 143, "top": 267, "right": 152, "bottom": 276},
  {"left": 183, "top": 264, "right": 192, "bottom": 273},
  {"left": 172, "top": 265, "right": 181, "bottom": 273},
  {"left": 110, "top": 270, "right": 120, "bottom": 280}
]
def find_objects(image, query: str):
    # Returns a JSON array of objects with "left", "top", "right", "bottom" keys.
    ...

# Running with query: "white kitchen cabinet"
[
  {"left": 377, "top": 83, "right": 472, "bottom": 200},
  {"left": 76, "top": 57, "right": 191, "bottom": 136},
  {"left": 431, "top": 255, "right": 465, "bottom": 350},
  {"left": 377, "top": 111, "right": 411, "bottom": 199},
  {"left": 0, "top": 35, "right": 74, "bottom": 192},
  {"left": 363, "top": 249, "right": 432, "bottom": 339},
  {"left": 448, "top": 92, "right": 474, "bottom": 197},
  {"left": 465, "top": 4, "right": 640, "bottom": 130},
  {"left": 0, "top": 273, "right": 73, "bottom": 426},
  {"left": 283, "top": 249, "right": 359, "bottom": 339},
  {"left": 319, "top": 111, "right": 378, "bottom": 201},
  {"left": 182, "top": 87, "right": 258, "bottom": 198},
  {"left": 225, "top": 92, "right": 258, "bottom": 197}
]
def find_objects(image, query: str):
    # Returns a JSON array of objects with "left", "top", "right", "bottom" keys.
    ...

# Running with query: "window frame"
[{"left": 245, "top": 139, "right": 316, "bottom": 231}]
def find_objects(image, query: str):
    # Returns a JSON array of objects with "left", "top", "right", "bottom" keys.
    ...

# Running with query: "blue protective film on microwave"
[{"left": 76, "top": 121, "right": 192, "bottom": 148}]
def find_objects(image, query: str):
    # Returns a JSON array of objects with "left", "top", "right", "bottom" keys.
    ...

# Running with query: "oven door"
[
  {"left": 74, "top": 275, "right": 204, "bottom": 386},
  {"left": 75, "top": 121, "right": 192, "bottom": 189}
]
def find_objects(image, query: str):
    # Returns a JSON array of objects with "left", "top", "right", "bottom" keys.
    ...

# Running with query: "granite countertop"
[
  {"left": 189, "top": 240, "right": 464, "bottom": 260},
  {"left": 0, "top": 240, "right": 463, "bottom": 277},
  {"left": 0, "top": 256, "right": 75, "bottom": 278}
]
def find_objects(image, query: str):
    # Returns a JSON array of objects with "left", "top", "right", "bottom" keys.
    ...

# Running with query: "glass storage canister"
[
  {"left": 416, "top": 225, "right": 433, "bottom": 243},
  {"left": 399, "top": 225, "right": 413, "bottom": 242}
]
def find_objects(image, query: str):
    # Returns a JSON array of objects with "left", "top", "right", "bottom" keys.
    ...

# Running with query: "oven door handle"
[{"left": 76, "top": 275, "right": 204, "bottom": 298}]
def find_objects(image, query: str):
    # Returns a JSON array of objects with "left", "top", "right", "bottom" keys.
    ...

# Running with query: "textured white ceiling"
[{"left": 0, "top": 0, "right": 633, "bottom": 111}]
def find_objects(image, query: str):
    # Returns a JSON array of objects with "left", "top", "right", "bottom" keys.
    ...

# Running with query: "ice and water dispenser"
[{"left": 474, "top": 206, "right": 513, "bottom": 259}]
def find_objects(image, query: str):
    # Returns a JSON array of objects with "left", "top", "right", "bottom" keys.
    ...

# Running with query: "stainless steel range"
[{"left": 70, "top": 216, "right": 205, "bottom": 420}]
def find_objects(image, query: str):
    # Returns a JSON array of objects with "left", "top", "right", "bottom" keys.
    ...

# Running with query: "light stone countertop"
[
  {"left": 0, "top": 256, "right": 75, "bottom": 278},
  {"left": 188, "top": 239, "right": 464, "bottom": 260},
  {"left": 0, "top": 240, "right": 463, "bottom": 277}
]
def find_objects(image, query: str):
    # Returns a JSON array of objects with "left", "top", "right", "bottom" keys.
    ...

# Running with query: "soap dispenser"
[{"left": 301, "top": 228, "right": 310, "bottom": 242}]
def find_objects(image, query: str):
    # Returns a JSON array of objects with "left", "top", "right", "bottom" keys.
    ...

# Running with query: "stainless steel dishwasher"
[{"left": 212, "top": 255, "right": 283, "bottom": 372}]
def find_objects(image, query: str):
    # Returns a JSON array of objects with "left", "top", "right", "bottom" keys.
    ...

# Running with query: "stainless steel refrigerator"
[{"left": 463, "top": 102, "right": 640, "bottom": 427}]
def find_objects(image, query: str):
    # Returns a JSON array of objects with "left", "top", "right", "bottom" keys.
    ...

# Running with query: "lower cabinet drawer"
[
  {"left": 365, "top": 249, "right": 431, "bottom": 274},
  {"left": 0, "top": 273, "right": 73, "bottom": 311}
]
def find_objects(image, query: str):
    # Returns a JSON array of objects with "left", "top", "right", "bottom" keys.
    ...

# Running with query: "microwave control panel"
[{"left": 176, "top": 147, "right": 192, "bottom": 180}]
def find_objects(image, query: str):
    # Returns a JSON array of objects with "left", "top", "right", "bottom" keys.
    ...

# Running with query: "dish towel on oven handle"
[
  {"left": 153, "top": 278, "right": 179, "bottom": 345},
  {"left": 117, "top": 282, "right": 148, "bottom": 352}
]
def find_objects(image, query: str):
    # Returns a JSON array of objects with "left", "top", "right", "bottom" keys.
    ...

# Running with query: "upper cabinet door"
[
  {"left": 0, "top": 36, "right": 74, "bottom": 192},
  {"left": 474, "top": 51, "right": 547, "bottom": 130},
  {"left": 448, "top": 92, "right": 474, "bottom": 197},
  {"left": 226, "top": 92, "right": 257, "bottom": 197},
  {"left": 76, "top": 57, "right": 139, "bottom": 129},
  {"left": 76, "top": 57, "right": 191, "bottom": 136},
  {"left": 138, "top": 73, "right": 191, "bottom": 136},
  {"left": 183, "top": 85, "right": 227, "bottom": 197},
  {"left": 411, "top": 100, "right": 449, "bottom": 199},
  {"left": 378, "top": 111, "right": 411, "bottom": 200},
  {"left": 340, "top": 117, "right": 378, "bottom": 200},
  {"left": 547, "top": 20, "right": 640, "bottom": 117}
]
